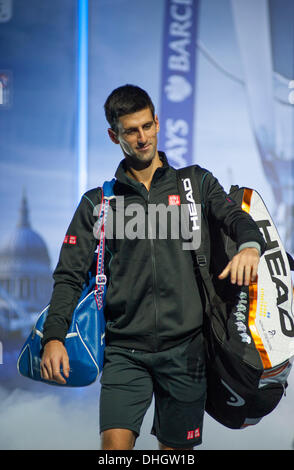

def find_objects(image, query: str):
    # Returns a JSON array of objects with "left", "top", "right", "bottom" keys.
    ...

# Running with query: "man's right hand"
[{"left": 40, "top": 340, "right": 70, "bottom": 385}]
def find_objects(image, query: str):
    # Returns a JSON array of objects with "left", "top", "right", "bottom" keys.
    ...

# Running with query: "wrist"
[
  {"left": 43, "top": 339, "right": 64, "bottom": 350},
  {"left": 238, "top": 241, "right": 261, "bottom": 255}
]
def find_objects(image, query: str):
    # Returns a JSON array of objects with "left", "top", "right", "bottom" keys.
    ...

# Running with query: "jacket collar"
[{"left": 114, "top": 151, "right": 170, "bottom": 187}]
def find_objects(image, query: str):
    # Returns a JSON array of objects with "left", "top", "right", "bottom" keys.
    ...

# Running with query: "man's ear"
[
  {"left": 108, "top": 128, "right": 120, "bottom": 144},
  {"left": 154, "top": 114, "right": 160, "bottom": 133}
]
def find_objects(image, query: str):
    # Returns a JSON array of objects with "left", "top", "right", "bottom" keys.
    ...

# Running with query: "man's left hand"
[{"left": 218, "top": 247, "right": 260, "bottom": 286}]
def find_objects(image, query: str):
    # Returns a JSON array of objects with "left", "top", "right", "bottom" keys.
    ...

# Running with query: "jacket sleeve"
[
  {"left": 41, "top": 188, "right": 101, "bottom": 347},
  {"left": 200, "top": 170, "right": 267, "bottom": 254}
]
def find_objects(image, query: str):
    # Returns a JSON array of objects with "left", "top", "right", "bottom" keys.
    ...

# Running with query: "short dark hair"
[{"left": 104, "top": 84, "right": 155, "bottom": 132}]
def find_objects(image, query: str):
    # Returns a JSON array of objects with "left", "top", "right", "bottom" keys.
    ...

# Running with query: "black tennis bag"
[{"left": 177, "top": 167, "right": 294, "bottom": 429}]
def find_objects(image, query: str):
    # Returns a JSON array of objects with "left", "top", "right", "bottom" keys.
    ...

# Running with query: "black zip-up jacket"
[{"left": 42, "top": 152, "right": 266, "bottom": 352}]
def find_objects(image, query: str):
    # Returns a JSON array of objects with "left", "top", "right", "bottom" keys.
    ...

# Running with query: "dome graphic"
[
  {"left": 0, "top": 191, "right": 53, "bottom": 336},
  {"left": 1, "top": 192, "right": 51, "bottom": 268}
]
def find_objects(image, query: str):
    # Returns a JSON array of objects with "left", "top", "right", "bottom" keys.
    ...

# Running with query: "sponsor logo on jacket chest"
[{"left": 181, "top": 177, "right": 200, "bottom": 231}]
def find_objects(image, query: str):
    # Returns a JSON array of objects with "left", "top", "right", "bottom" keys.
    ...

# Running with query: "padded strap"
[
  {"left": 94, "top": 180, "right": 115, "bottom": 309},
  {"left": 176, "top": 167, "right": 224, "bottom": 321}
]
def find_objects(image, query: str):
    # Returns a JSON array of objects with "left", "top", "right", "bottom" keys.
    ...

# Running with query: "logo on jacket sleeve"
[{"left": 63, "top": 235, "right": 77, "bottom": 245}]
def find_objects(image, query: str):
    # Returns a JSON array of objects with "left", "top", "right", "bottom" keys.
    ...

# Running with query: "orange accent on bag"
[
  {"left": 242, "top": 188, "right": 272, "bottom": 369},
  {"left": 248, "top": 283, "right": 272, "bottom": 369},
  {"left": 241, "top": 188, "right": 253, "bottom": 214}
]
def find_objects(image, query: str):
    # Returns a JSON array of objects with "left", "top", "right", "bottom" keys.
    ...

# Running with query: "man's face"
[{"left": 108, "top": 107, "right": 160, "bottom": 166}]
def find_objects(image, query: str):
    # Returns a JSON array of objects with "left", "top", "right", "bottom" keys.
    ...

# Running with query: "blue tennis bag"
[{"left": 17, "top": 179, "right": 115, "bottom": 387}]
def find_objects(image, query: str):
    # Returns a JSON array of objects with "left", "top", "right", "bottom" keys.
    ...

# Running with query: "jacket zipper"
[
  {"left": 117, "top": 178, "right": 160, "bottom": 351},
  {"left": 147, "top": 190, "right": 159, "bottom": 352}
]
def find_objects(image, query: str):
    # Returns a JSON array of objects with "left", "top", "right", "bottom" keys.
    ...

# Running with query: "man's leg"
[
  {"left": 151, "top": 334, "right": 207, "bottom": 449},
  {"left": 101, "top": 428, "right": 136, "bottom": 450},
  {"left": 99, "top": 346, "right": 153, "bottom": 450}
]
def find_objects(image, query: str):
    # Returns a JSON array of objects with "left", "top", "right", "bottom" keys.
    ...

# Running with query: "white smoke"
[
  {"left": 0, "top": 372, "right": 293, "bottom": 450},
  {"left": 0, "top": 385, "right": 100, "bottom": 450},
  {"left": 0, "top": 383, "right": 157, "bottom": 450}
]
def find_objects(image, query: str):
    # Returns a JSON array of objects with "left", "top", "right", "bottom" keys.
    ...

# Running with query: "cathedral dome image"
[
  {"left": 2, "top": 194, "right": 51, "bottom": 270},
  {"left": 0, "top": 192, "right": 53, "bottom": 335}
]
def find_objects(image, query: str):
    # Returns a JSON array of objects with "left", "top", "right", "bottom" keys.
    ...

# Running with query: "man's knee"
[{"left": 101, "top": 428, "right": 136, "bottom": 450}]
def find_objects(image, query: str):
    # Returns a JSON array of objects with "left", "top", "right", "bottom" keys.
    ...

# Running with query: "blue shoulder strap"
[{"left": 102, "top": 178, "right": 116, "bottom": 199}]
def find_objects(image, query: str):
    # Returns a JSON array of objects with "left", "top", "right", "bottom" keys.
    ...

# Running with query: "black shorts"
[{"left": 99, "top": 334, "right": 207, "bottom": 449}]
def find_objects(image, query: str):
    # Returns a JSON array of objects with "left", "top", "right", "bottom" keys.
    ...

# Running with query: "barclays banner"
[{"left": 158, "top": 0, "right": 199, "bottom": 168}]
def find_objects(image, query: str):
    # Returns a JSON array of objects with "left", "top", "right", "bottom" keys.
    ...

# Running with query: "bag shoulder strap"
[
  {"left": 176, "top": 166, "right": 219, "bottom": 316},
  {"left": 176, "top": 165, "right": 209, "bottom": 263},
  {"left": 102, "top": 178, "right": 116, "bottom": 200},
  {"left": 94, "top": 179, "right": 116, "bottom": 304}
]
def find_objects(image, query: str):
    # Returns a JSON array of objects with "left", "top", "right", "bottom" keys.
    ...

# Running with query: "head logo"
[
  {"left": 221, "top": 380, "right": 245, "bottom": 407},
  {"left": 165, "top": 75, "right": 192, "bottom": 102}
]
